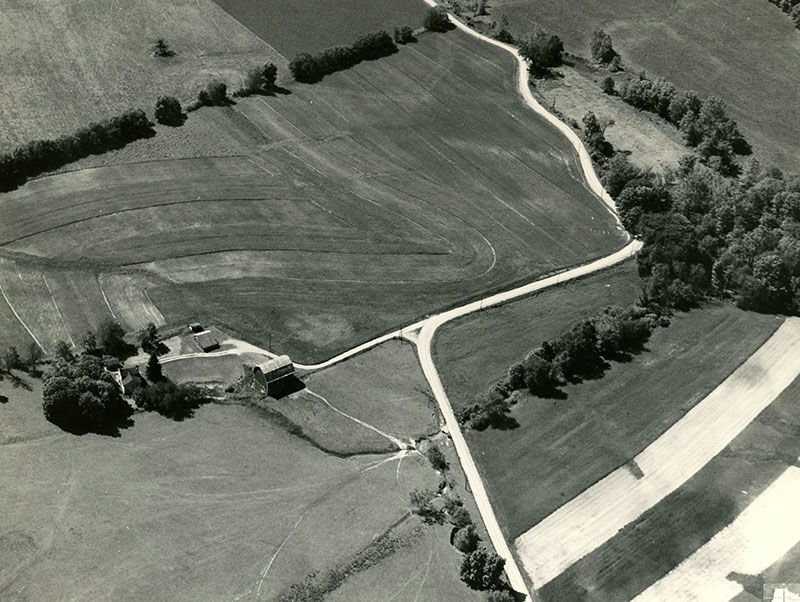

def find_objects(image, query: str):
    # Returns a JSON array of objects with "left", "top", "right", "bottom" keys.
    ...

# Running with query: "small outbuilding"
[
  {"left": 189, "top": 323, "right": 204, "bottom": 333},
  {"left": 120, "top": 366, "right": 146, "bottom": 395},
  {"left": 243, "top": 355, "right": 295, "bottom": 396},
  {"left": 195, "top": 332, "right": 220, "bottom": 352}
]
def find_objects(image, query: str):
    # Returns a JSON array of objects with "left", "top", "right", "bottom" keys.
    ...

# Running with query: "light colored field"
[
  {"left": 0, "top": 377, "right": 445, "bottom": 601},
  {"left": 492, "top": 0, "right": 800, "bottom": 172},
  {"left": 0, "top": 28, "right": 626, "bottom": 361},
  {"left": 97, "top": 272, "right": 165, "bottom": 332},
  {"left": 516, "top": 317, "right": 800, "bottom": 587},
  {"left": 632, "top": 467, "right": 800, "bottom": 602},
  {"left": 0, "top": 0, "right": 283, "bottom": 152},
  {"left": 539, "top": 373, "right": 800, "bottom": 602}
]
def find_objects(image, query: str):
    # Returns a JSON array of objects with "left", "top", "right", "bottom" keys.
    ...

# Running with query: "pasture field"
[
  {"left": 435, "top": 301, "right": 782, "bottom": 538},
  {"left": 0, "top": 374, "right": 476, "bottom": 602},
  {"left": 491, "top": 0, "right": 800, "bottom": 172},
  {"left": 303, "top": 341, "right": 440, "bottom": 441},
  {"left": 541, "top": 374, "right": 800, "bottom": 602},
  {"left": 0, "top": 0, "right": 283, "bottom": 153},
  {"left": 213, "top": 0, "right": 429, "bottom": 56},
  {"left": 0, "top": 28, "right": 626, "bottom": 362},
  {"left": 434, "top": 260, "right": 642, "bottom": 406}
]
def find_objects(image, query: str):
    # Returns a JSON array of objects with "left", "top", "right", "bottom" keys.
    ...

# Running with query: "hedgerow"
[{"left": 289, "top": 30, "right": 397, "bottom": 83}]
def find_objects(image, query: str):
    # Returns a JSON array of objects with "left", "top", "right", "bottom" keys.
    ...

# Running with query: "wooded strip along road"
[{"left": 515, "top": 317, "right": 800, "bottom": 587}]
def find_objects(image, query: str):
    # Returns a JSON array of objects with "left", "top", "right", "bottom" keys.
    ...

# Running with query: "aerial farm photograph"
[{"left": 1, "top": 0, "right": 799, "bottom": 600}]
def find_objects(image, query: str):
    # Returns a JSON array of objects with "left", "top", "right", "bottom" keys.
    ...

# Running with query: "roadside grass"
[
  {"left": 541, "top": 375, "right": 800, "bottom": 602},
  {"left": 213, "top": 0, "right": 429, "bottom": 56},
  {"left": 436, "top": 295, "right": 782, "bottom": 538},
  {"left": 0, "top": 376, "right": 442, "bottom": 601},
  {"left": 0, "top": 29, "right": 626, "bottom": 362},
  {"left": 491, "top": 0, "right": 800, "bottom": 172},
  {"left": 304, "top": 341, "right": 440, "bottom": 441},
  {"left": 434, "top": 260, "right": 642, "bottom": 407},
  {"left": 0, "top": 0, "right": 283, "bottom": 153}
]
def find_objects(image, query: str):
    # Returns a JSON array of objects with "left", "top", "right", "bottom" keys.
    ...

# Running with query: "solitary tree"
[
  {"left": 409, "top": 488, "right": 444, "bottom": 524},
  {"left": 424, "top": 6, "right": 451, "bottom": 32},
  {"left": 82, "top": 331, "right": 101, "bottom": 357},
  {"left": 146, "top": 353, "right": 163, "bottom": 382},
  {"left": 152, "top": 38, "right": 175, "bottom": 58},
  {"left": 590, "top": 30, "right": 616, "bottom": 63},
  {"left": 426, "top": 444, "right": 448, "bottom": 471},
  {"left": 601, "top": 76, "right": 615, "bottom": 95},
  {"left": 518, "top": 27, "right": 563, "bottom": 72},
  {"left": 98, "top": 319, "right": 129, "bottom": 359},
  {"left": 453, "top": 524, "right": 480, "bottom": 553},
  {"left": 5, "top": 346, "right": 21, "bottom": 370},
  {"left": 54, "top": 340, "right": 75, "bottom": 364},
  {"left": 243, "top": 63, "right": 278, "bottom": 94},
  {"left": 139, "top": 322, "right": 160, "bottom": 354},
  {"left": 459, "top": 548, "right": 506, "bottom": 590},
  {"left": 154, "top": 96, "right": 183, "bottom": 126}
]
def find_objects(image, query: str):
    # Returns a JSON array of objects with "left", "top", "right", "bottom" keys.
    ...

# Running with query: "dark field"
[
  {"left": 0, "top": 29, "right": 626, "bottom": 361},
  {"left": 435, "top": 288, "right": 782, "bottom": 537},
  {"left": 491, "top": 0, "right": 800, "bottom": 172},
  {"left": 213, "top": 0, "right": 429, "bottom": 56},
  {"left": 542, "top": 375, "right": 800, "bottom": 602}
]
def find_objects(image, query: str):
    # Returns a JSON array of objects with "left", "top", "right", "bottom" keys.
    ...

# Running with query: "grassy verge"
[
  {"left": 435, "top": 284, "right": 783, "bottom": 537},
  {"left": 542, "top": 374, "right": 800, "bottom": 602}
]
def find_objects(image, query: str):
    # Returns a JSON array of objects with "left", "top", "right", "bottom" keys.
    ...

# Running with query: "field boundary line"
[
  {"left": 97, "top": 274, "right": 119, "bottom": 322},
  {"left": 0, "top": 280, "right": 44, "bottom": 352},
  {"left": 42, "top": 274, "right": 75, "bottom": 347}
]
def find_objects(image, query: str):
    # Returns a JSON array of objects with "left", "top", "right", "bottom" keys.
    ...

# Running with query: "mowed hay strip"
[
  {"left": 97, "top": 273, "right": 165, "bottom": 332},
  {"left": 515, "top": 317, "right": 800, "bottom": 587},
  {"left": 632, "top": 466, "right": 800, "bottom": 602}
]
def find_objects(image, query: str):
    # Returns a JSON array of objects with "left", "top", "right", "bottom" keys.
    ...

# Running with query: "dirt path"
[
  {"left": 514, "top": 317, "right": 800, "bottom": 587},
  {"left": 632, "top": 466, "right": 800, "bottom": 602}
]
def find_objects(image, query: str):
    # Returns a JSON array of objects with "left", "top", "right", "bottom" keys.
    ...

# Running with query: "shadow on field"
[{"left": 266, "top": 375, "right": 306, "bottom": 400}]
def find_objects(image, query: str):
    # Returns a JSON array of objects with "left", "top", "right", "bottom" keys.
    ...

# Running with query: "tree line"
[
  {"left": 289, "top": 30, "right": 399, "bottom": 83},
  {"left": 408, "top": 445, "right": 520, "bottom": 601},
  {"left": 0, "top": 110, "right": 154, "bottom": 191},
  {"left": 456, "top": 304, "right": 664, "bottom": 430}
]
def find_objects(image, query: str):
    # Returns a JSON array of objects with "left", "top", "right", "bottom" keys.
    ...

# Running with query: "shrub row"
[
  {"left": 456, "top": 304, "right": 662, "bottom": 430},
  {"left": 278, "top": 524, "right": 422, "bottom": 602},
  {"left": 289, "top": 30, "right": 397, "bottom": 83},
  {"left": 0, "top": 109, "right": 153, "bottom": 191}
]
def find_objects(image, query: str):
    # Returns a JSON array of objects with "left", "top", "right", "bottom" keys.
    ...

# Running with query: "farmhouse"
[
  {"left": 120, "top": 366, "right": 146, "bottom": 395},
  {"left": 243, "top": 355, "right": 295, "bottom": 395},
  {"left": 194, "top": 332, "right": 220, "bottom": 352}
]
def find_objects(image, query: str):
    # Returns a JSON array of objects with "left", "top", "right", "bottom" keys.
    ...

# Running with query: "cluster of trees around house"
[
  {"left": 616, "top": 75, "right": 751, "bottom": 175},
  {"left": 0, "top": 110, "right": 154, "bottom": 191},
  {"left": 288, "top": 30, "right": 398, "bottom": 82},
  {"left": 766, "top": 0, "right": 800, "bottom": 27},
  {"left": 40, "top": 320, "right": 207, "bottom": 433},
  {"left": 455, "top": 304, "right": 664, "bottom": 430},
  {"left": 408, "top": 473, "right": 516, "bottom": 599},
  {"left": 603, "top": 153, "right": 800, "bottom": 313}
]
